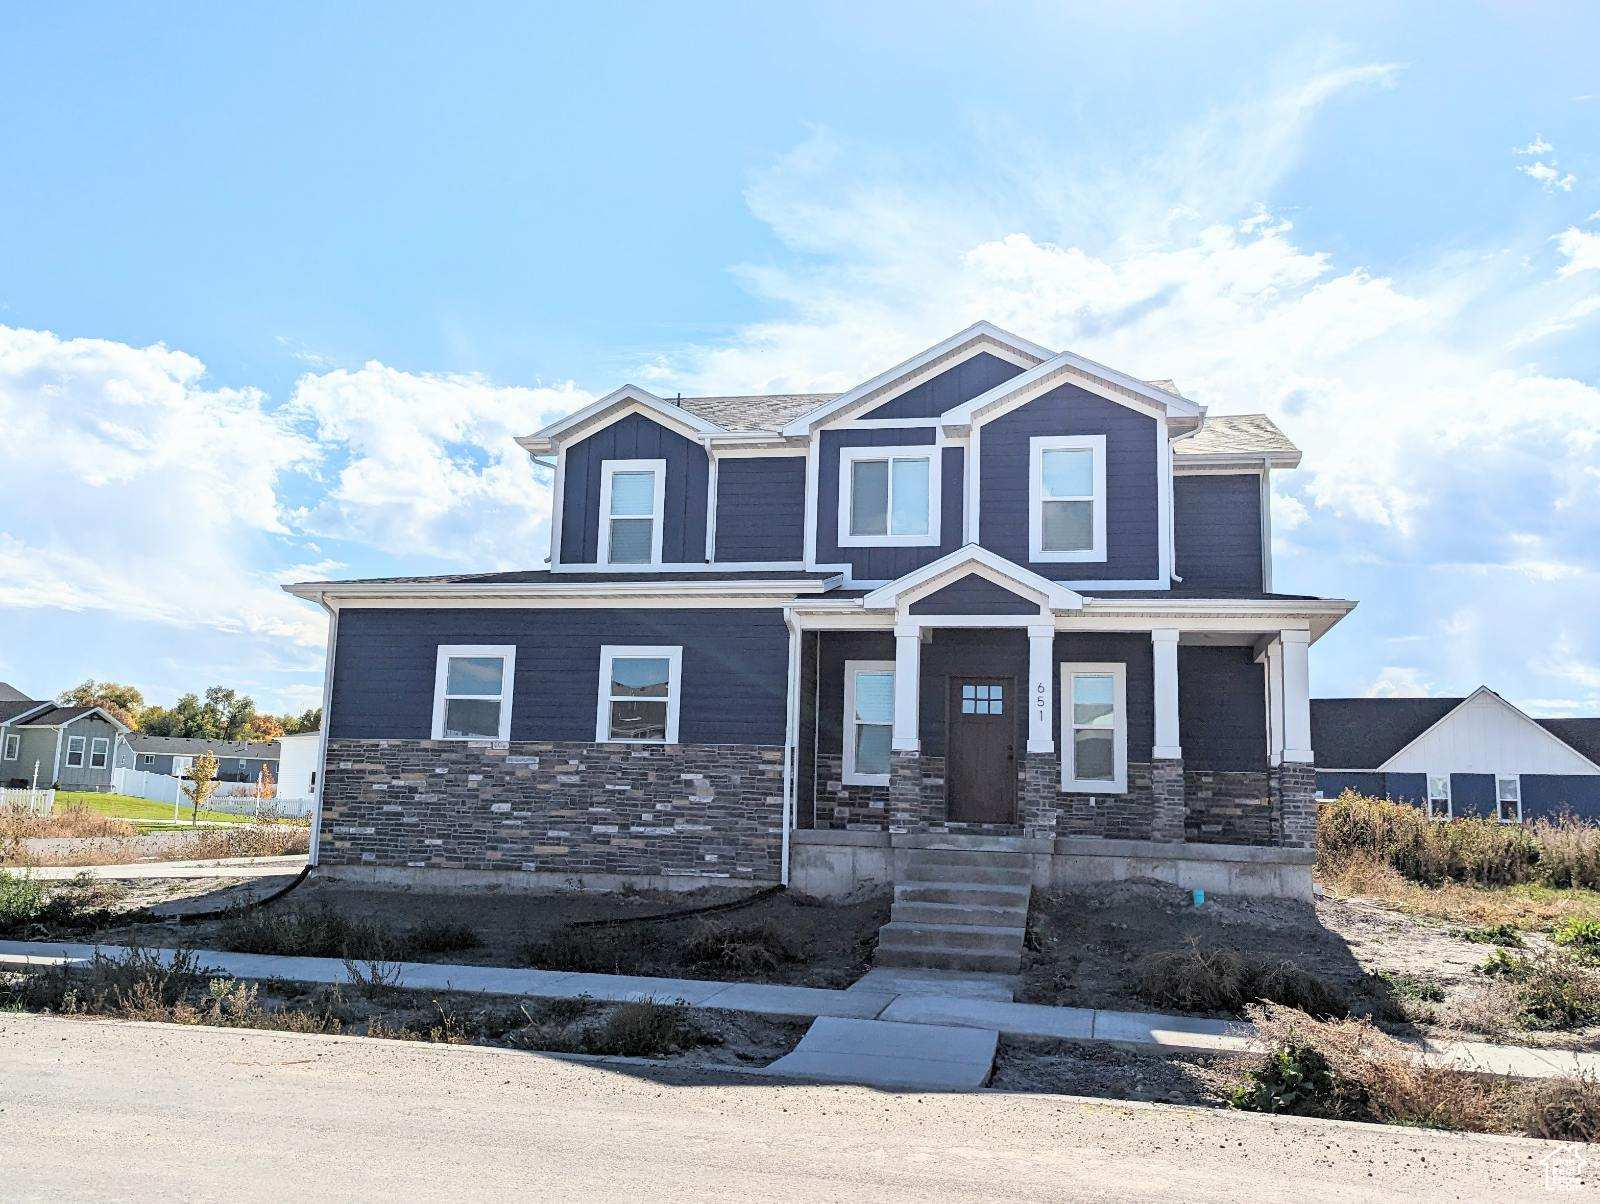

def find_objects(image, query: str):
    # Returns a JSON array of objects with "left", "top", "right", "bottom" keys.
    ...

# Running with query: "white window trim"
[
  {"left": 89, "top": 737, "right": 109, "bottom": 769},
  {"left": 65, "top": 735, "right": 86, "bottom": 768},
  {"left": 596, "top": 644, "right": 682, "bottom": 744},
  {"left": 1060, "top": 662, "right": 1127, "bottom": 793},
  {"left": 1426, "top": 773, "right": 1452, "bottom": 821},
  {"left": 843, "top": 659, "right": 895, "bottom": 787},
  {"left": 2, "top": 734, "right": 17, "bottom": 761},
  {"left": 836, "top": 445, "right": 942, "bottom": 548},
  {"left": 1496, "top": 774, "right": 1523, "bottom": 824},
  {"left": 139, "top": 753, "right": 155, "bottom": 767},
  {"left": 431, "top": 644, "right": 516, "bottom": 742},
  {"left": 598, "top": 458, "right": 667, "bottom": 568},
  {"left": 172, "top": 755, "right": 193, "bottom": 778},
  {"left": 1029, "top": 434, "right": 1107, "bottom": 563}
]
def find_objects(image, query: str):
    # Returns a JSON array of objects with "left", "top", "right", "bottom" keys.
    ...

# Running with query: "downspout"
[
  {"left": 780, "top": 606, "right": 802, "bottom": 887},
  {"left": 308, "top": 596, "right": 340, "bottom": 868},
  {"left": 1166, "top": 415, "right": 1206, "bottom": 584}
]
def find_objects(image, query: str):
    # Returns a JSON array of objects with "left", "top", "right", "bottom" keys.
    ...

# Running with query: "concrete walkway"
[
  {"left": 2, "top": 937, "right": 1596, "bottom": 1083},
  {"left": 762, "top": 1017, "right": 1000, "bottom": 1090},
  {"left": 11, "top": 855, "right": 307, "bottom": 881}
]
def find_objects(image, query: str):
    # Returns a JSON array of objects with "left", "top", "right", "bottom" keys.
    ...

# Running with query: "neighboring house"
[
  {"left": 285, "top": 321, "right": 1355, "bottom": 896},
  {"left": 0, "top": 684, "right": 131, "bottom": 791},
  {"left": 116, "top": 734, "right": 281, "bottom": 784},
  {"left": 1313, "top": 689, "right": 1600, "bottom": 822},
  {"left": 275, "top": 730, "right": 321, "bottom": 802}
]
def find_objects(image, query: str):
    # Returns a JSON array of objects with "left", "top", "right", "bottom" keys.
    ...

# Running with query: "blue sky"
[{"left": 2, "top": 2, "right": 1598, "bottom": 715}]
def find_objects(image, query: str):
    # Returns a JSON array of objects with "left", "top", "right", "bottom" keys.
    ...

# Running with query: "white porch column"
[
  {"left": 1265, "top": 639, "right": 1285, "bottom": 768},
  {"left": 1152, "top": 628, "right": 1182, "bottom": 761},
  {"left": 892, "top": 620, "right": 921, "bottom": 752},
  {"left": 1280, "top": 629, "right": 1313, "bottom": 763},
  {"left": 1027, "top": 623, "right": 1055, "bottom": 754}
]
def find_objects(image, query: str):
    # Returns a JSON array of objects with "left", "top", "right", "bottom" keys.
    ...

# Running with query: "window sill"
[
  {"left": 1060, "top": 780, "right": 1125, "bottom": 795},
  {"left": 837, "top": 534, "right": 940, "bottom": 549},
  {"left": 842, "top": 773, "right": 890, "bottom": 788},
  {"left": 599, "top": 738, "right": 675, "bottom": 746},
  {"left": 1031, "top": 549, "right": 1108, "bottom": 563},
  {"left": 431, "top": 734, "right": 510, "bottom": 744}
]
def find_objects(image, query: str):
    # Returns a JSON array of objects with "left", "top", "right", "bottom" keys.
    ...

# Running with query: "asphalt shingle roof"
[
  {"left": 0, "top": 681, "right": 33, "bottom": 704},
  {"left": 674, "top": 393, "right": 839, "bottom": 432},
  {"left": 0, "top": 700, "right": 45, "bottom": 723},
  {"left": 293, "top": 569, "right": 840, "bottom": 587},
  {"left": 15, "top": 705, "right": 102, "bottom": 728},
  {"left": 1310, "top": 698, "right": 1464, "bottom": 770},
  {"left": 1536, "top": 719, "right": 1600, "bottom": 768},
  {"left": 1175, "top": 413, "right": 1299, "bottom": 459},
  {"left": 124, "top": 734, "right": 280, "bottom": 760}
]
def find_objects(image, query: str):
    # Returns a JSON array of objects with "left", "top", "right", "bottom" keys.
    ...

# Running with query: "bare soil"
[
  {"left": 990, "top": 1037, "right": 1247, "bottom": 1106},
  {"left": 72, "top": 877, "right": 892, "bottom": 988}
]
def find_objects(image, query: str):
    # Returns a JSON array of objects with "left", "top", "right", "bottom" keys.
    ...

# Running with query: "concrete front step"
[
  {"left": 879, "top": 920, "right": 1026, "bottom": 951},
  {"left": 890, "top": 900, "right": 1029, "bottom": 928},
  {"left": 898, "top": 860, "right": 1032, "bottom": 887},
  {"left": 894, "top": 881, "right": 1032, "bottom": 909},
  {"left": 875, "top": 944, "right": 1022, "bottom": 974},
  {"left": 902, "top": 848, "right": 1032, "bottom": 872}
]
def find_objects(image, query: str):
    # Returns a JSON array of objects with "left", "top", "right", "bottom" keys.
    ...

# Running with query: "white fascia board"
[
  {"left": 778, "top": 322, "right": 1054, "bottom": 436},
  {"left": 860, "top": 544, "right": 1084, "bottom": 612},
  {"left": 943, "top": 351, "right": 1206, "bottom": 430},
  {"left": 1377, "top": 686, "right": 1600, "bottom": 776},
  {"left": 1174, "top": 451, "right": 1302, "bottom": 473},
  {"left": 282, "top": 576, "right": 844, "bottom": 606},
  {"left": 516, "top": 386, "right": 723, "bottom": 453}
]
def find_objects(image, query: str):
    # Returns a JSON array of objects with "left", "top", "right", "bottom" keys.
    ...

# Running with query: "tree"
[
  {"left": 180, "top": 750, "right": 220, "bottom": 824},
  {"left": 203, "top": 686, "right": 258, "bottom": 741},
  {"left": 59, "top": 680, "right": 144, "bottom": 729},
  {"left": 244, "top": 713, "right": 285, "bottom": 741},
  {"left": 281, "top": 708, "right": 322, "bottom": 735}
]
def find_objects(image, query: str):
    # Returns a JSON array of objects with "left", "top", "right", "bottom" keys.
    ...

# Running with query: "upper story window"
[
  {"left": 431, "top": 645, "right": 516, "bottom": 741},
  {"left": 1496, "top": 775, "right": 1522, "bottom": 824},
  {"left": 1029, "top": 435, "right": 1106, "bottom": 562},
  {"left": 1426, "top": 774, "right": 1451, "bottom": 820},
  {"left": 1061, "top": 663, "right": 1126, "bottom": 793},
  {"left": 89, "top": 737, "right": 109, "bottom": 769},
  {"left": 597, "top": 645, "right": 681, "bottom": 744},
  {"left": 843, "top": 660, "right": 894, "bottom": 786},
  {"left": 599, "top": 459, "right": 666, "bottom": 566},
  {"left": 837, "top": 446, "right": 940, "bottom": 547}
]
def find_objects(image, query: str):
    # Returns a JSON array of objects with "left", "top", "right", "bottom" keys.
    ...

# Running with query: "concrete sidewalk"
[
  {"left": 1, "top": 937, "right": 1595, "bottom": 1082},
  {"left": 11, "top": 855, "right": 307, "bottom": 881}
]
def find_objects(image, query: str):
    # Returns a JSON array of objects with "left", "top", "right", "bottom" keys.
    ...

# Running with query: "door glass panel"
[
  {"left": 445, "top": 656, "right": 504, "bottom": 696},
  {"left": 889, "top": 457, "right": 929, "bottom": 534},
  {"left": 1074, "top": 729, "right": 1114, "bottom": 780},
  {"left": 850, "top": 460, "right": 889, "bottom": 536},
  {"left": 1042, "top": 499, "right": 1093, "bottom": 551},
  {"left": 609, "top": 470, "right": 656, "bottom": 516}
]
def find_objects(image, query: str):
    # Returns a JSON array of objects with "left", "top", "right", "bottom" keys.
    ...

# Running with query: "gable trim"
[
  {"left": 942, "top": 351, "right": 1205, "bottom": 432},
  {"left": 1377, "top": 686, "right": 1600, "bottom": 775},
  {"left": 861, "top": 544, "right": 1084, "bottom": 613},
  {"left": 518, "top": 386, "right": 722, "bottom": 453}
]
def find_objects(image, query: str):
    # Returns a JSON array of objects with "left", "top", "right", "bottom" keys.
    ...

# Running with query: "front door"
[{"left": 946, "top": 676, "right": 1016, "bottom": 823}]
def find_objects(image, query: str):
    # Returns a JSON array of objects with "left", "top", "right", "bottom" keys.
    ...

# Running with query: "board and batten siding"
[
  {"left": 329, "top": 607, "right": 790, "bottom": 747},
  {"left": 559, "top": 413, "right": 710, "bottom": 565},
  {"left": 908, "top": 574, "right": 1040, "bottom": 616},
  {"left": 1, "top": 726, "right": 58, "bottom": 786},
  {"left": 1177, "top": 646, "right": 1267, "bottom": 772},
  {"left": 53, "top": 715, "right": 121, "bottom": 789},
  {"left": 1381, "top": 691, "right": 1600, "bottom": 777},
  {"left": 814, "top": 428, "right": 963, "bottom": 581},
  {"left": 977, "top": 384, "right": 1160, "bottom": 582},
  {"left": 858, "top": 351, "right": 1027, "bottom": 421},
  {"left": 713, "top": 456, "right": 806, "bottom": 562},
  {"left": 1174, "top": 474, "right": 1263, "bottom": 591}
]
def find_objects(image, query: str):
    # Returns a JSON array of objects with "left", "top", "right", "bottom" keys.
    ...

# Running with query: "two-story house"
[{"left": 286, "top": 323, "right": 1354, "bottom": 899}]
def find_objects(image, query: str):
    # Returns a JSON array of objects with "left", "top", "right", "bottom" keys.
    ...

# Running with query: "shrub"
[
  {"left": 1378, "top": 971, "right": 1446, "bottom": 1004},
  {"left": 1552, "top": 917, "right": 1600, "bottom": 961},
  {"left": 578, "top": 998, "right": 710, "bottom": 1058},
  {"left": 1136, "top": 944, "right": 1349, "bottom": 1019},
  {"left": 1523, "top": 1075, "right": 1600, "bottom": 1142},
  {"left": 1229, "top": 1042, "right": 1372, "bottom": 1121},
  {"left": 517, "top": 926, "right": 632, "bottom": 973},
  {"left": 404, "top": 920, "right": 482, "bottom": 956},
  {"left": 1477, "top": 949, "right": 1600, "bottom": 1029},
  {"left": 681, "top": 920, "right": 808, "bottom": 977},
  {"left": 0, "top": 870, "right": 117, "bottom": 936},
  {"left": 0, "top": 871, "right": 48, "bottom": 933},
  {"left": 218, "top": 904, "right": 394, "bottom": 960},
  {"left": 1461, "top": 923, "right": 1524, "bottom": 947}
]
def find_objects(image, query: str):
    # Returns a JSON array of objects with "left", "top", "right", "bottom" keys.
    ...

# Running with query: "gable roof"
[
  {"left": 124, "top": 733, "right": 280, "bottom": 760},
  {"left": 0, "top": 699, "right": 50, "bottom": 724},
  {"left": 861, "top": 544, "right": 1084, "bottom": 613},
  {"left": 1539, "top": 719, "right": 1600, "bottom": 766},
  {"left": 676, "top": 393, "right": 837, "bottom": 432},
  {"left": 0, "top": 681, "right": 33, "bottom": 704},
  {"left": 15, "top": 705, "right": 131, "bottom": 732},
  {"left": 940, "top": 346, "right": 1206, "bottom": 430},
  {"left": 516, "top": 385, "right": 722, "bottom": 454},
  {"left": 1312, "top": 692, "right": 1600, "bottom": 773},
  {"left": 1175, "top": 414, "right": 1300, "bottom": 467}
]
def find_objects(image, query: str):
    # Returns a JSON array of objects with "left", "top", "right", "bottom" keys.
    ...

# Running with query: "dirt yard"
[
  {"left": 69, "top": 877, "right": 892, "bottom": 989},
  {"left": 990, "top": 1037, "right": 1248, "bottom": 1105}
]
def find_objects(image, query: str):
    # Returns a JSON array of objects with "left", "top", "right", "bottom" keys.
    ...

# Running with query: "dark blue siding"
[
  {"left": 714, "top": 456, "right": 805, "bottom": 562},
  {"left": 814, "top": 631, "right": 895, "bottom": 756},
  {"left": 910, "top": 574, "right": 1039, "bottom": 616},
  {"left": 920, "top": 629, "right": 1028, "bottom": 756},
  {"left": 1175, "top": 475, "right": 1263, "bottom": 591},
  {"left": 797, "top": 630, "right": 820, "bottom": 827},
  {"left": 1178, "top": 646, "right": 1266, "bottom": 772},
  {"left": 978, "top": 385, "right": 1160, "bottom": 581},
  {"left": 1451, "top": 773, "right": 1496, "bottom": 818},
  {"left": 560, "top": 413, "right": 709, "bottom": 565},
  {"left": 860, "top": 352, "right": 1026, "bottom": 420},
  {"left": 1386, "top": 772, "right": 1428, "bottom": 803},
  {"left": 1054, "top": 633, "right": 1155, "bottom": 760},
  {"left": 329, "top": 607, "right": 788, "bottom": 745},
  {"left": 1316, "top": 770, "right": 1427, "bottom": 803},
  {"left": 816, "top": 428, "right": 962, "bottom": 581},
  {"left": 1522, "top": 776, "right": 1600, "bottom": 822}
]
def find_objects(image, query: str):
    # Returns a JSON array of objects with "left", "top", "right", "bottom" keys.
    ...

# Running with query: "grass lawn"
[{"left": 54, "top": 791, "right": 257, "bottom": 827}]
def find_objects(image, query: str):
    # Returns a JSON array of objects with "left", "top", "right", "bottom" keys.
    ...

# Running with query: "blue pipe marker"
[{"left": 1192, "top": 888, "right": 1205, "bottom": 908}]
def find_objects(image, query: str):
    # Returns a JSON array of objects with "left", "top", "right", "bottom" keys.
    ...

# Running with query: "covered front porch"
[{"left": 784, "top": 548, "right": 1343, "bottom": 860}]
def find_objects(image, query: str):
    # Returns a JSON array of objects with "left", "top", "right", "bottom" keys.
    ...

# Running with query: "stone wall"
[
  {"left": 814, "top": 752, "right": 891, "bottom": 830},
  {"left": 1276, "top": 761, "right": 1319, "bottom": 850},
  {"left": 320, "top": 739, "right": 785, "bottom": 883},
  {"left": 1184, "top": 769, "right": 1275, "bottom": 846}
]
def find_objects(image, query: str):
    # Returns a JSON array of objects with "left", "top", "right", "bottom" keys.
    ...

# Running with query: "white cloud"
[
  {"left": 1364, "top": 667, "right": 1434, "bottom": 698},
  {"left": 1513, "top": 135, "right": 1554, "bottom": 155},
  {"left": 1554, "top": 227, "right": 1600, "bottom": 277},
  {"left": 1519, "top": 161, "right": 1577, "bottom": 191}
]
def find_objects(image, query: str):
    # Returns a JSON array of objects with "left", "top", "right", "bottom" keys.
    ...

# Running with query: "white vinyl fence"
[
  {"left": 1, "top": 786, "right": 55, "bottom": 815},
  {"left": 111, "top": 767, "right": 314, "bottom": 819}
]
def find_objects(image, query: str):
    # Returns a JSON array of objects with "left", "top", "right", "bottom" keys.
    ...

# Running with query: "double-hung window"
[
  {"left": 431, "top": 645, "right": 516, "bottom": 741},
  {"left": 139, "top": 753, "right": 155, "bottom": 767},
  {"left": 1029, "top": 435, "right": 1106, "bottom": 562},
  {"left": 838, "top": 446, "right": 940, "bottom": 547},
  {"left": 2, "top": 734, "right": 17, "bottom": 761},
  {"left": 599, "top": 459, "right": 665, "bottom": 566},
  {"left": 89, "top": 738, "right": 109, "bottom": 769},
  {"left": 65, "top": 735, "right": 86, "bottom": 768},
  {"left": 1426, "top": 774, "right": 1451, "bottom": 820},
  {"left": 596, "top": 646, "right": 681, "bottom": 744},
  {"left": 1061, "top": 663, "right": 1126, "bottom": 792},
  {"left": 843, "top": 661, "right": 894, "bottom": 786},
  {"left": 1496, "top": 776, "right": 1522, "bottom": 824}
]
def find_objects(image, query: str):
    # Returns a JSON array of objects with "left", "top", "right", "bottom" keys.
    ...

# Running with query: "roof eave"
[{"left": 283, "top": 575, "right": 845, "bottom": 604}]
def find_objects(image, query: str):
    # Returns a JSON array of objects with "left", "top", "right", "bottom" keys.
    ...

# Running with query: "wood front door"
[{"left": 946, "top": 676, "right": 1017, "bottom": 824}]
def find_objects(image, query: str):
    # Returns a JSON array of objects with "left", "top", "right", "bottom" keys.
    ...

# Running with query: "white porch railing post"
[
  {"left": 1152, "top": 628, "right": 1182, "bottom": 760},
  {"left": 1265, "top": 639, "right": 1285, "bottom": 767},
  {"left": 892, "top": 620, "right": 921, "bottom": 752},
  {"left": 1027, "top": 623, "right": 1055, "bottom": 754},
  {"left": 1280, "top": 629, "right": 1313, "bottom": 764}
]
